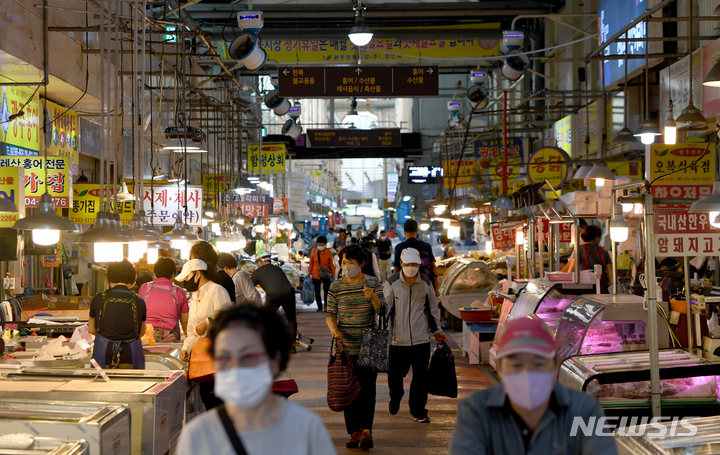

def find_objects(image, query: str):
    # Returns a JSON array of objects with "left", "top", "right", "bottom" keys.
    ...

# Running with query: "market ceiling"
[{"left": 158, "top": 0, "right": 565, "bottom": 68}]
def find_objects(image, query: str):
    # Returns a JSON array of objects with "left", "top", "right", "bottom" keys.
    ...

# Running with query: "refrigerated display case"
[
  {"left": 559, "top": 350, "right": 720, "bottom": 419},
  {"left": 0, "top": 368, "right": 186, "bottom": 455},
  {"left": 553, "top": 294, "right": 672, "bottom": 361},
  {"left": 438, "top": 258, "right": 498, "bottom": 319},
  {"left": 0, "top": 400, "right": 130, "bottom": 455},
  {"left": 488, "top": 279, "right": 597, "bottom": 368},
  {"left": 615, "top": 416, "right": 720, "bottom": 454}
]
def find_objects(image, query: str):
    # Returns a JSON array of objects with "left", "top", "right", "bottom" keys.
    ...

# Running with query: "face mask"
[
  {"left": 402, "top": 266, "right": 419, "bottom": 277},
  {"left": 214, "top": 362, "right": 274, "bottom": 409},
  {"left": 499, "top": 370, "right": 555, "bottom": 411},
  {"left": 318, "top": 246, "right": 326, "bottom": 251},
  {"left": 380, "top": 236, "right": 386, "bottom": 241},
  {"left": 183, "top": 273, "right": 200, "bottom": 293},
  {"left": 342, "top": 264, "right": 361, "bottom": 279}
]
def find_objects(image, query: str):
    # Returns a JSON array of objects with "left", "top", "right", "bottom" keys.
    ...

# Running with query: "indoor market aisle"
[{"left": 287, "top": 305, "right": 496, "bottom": 454}]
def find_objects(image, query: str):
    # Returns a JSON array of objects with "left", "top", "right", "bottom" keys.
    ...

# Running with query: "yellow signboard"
[
  {"left": 0, "top": 78, "right": 41, "bottom": 155},
  {"left": 527, "top": 146, "right": 571, "bottom": 191},
  {"left": 443, "top": 159, "right": 476, "bottom": 189},
  {"left": 650, "top": 143, "right": 715, "bottom": 186},
  {"left": 260, "top": 33, "right": 500, "bottom": 65},
  {"left": 44, "top": 100, "right": 80, "bottom": 169},
  {"left": 0, "top": 167, "right": 24, "bottom": 227},
  {"left": 0, "top": 156, "right": 70, "bottom": 208},
  {"left": 608, "top": 161, "right": 643, "bottom": 181},
  {"left": 248, "top": 144, "right": 287, "bottom": 175},
  {"left": 554, "top": 114, "right": 574, "bottom": 157},
  {"left": 202, "top": 173, "right": 233, "bottom": 200},
  {"left": 489, "top": 155, "right": 521, "bottom": 184},
  {"left": 70, "top": 184, "right": 134, "bottom": 226}
]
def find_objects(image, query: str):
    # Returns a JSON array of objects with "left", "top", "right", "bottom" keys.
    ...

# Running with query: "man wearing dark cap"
[
  {"left": 449, "top": 317, "right": 617, "bottom": 455},
  {"left": 393, "top": 219, "right": 439, "bottom": 295}
]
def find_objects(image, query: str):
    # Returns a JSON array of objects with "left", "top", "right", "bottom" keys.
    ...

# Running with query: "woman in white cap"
[{"left": 178, "top": 258, "right": 233, "bottom": 410}]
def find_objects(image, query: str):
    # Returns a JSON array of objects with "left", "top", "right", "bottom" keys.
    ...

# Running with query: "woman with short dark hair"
[
  {"left": 326, "top": 245, "right": 385, "bottom": 449},
  {"left": 191, "top": 241, "right": 236, "bottom": 304},
  {"left": 88, "top": 259, "right": 147, "bottom": 369},
  {"left": 177, "top": 305, "right": 336, "bottom": 455}
]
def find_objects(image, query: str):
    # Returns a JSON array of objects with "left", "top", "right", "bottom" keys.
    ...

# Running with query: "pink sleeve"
[
  {"left": 177, "top": 287, "right": 189, "bottom": 313},
  {"left": 138, "top": 283, "right": 149, "bottom": 300}
]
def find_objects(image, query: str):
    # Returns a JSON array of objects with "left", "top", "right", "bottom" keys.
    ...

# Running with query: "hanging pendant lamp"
[{"left": 14, "top": 193, "right": 78, "bottom": 245}]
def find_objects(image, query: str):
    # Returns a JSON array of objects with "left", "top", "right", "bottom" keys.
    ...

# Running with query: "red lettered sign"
[
  {"left": 491, "top": 224, "right": 515, "bottom": 250},
  {"left": 654, "top": 210, "right": 720, "bottom": 257}
]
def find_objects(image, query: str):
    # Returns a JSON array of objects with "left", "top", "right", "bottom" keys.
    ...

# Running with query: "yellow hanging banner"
[
  {"left": 44, "top": 100, "right": 80, "bottom": 170},
  {"left": 0, "top": 167, "right": 24, "bottom": 227},
  {"left": 0, "top": 156, "right": 70, "bottom": 208},
  {"left": 0, "top": 78, "right": 41, "bottom": 155},
  {"left": 70, "top": 184, "right": 134, "bottom": 226},
  {"left": 202, "top": 173, "right": 234, "bottom": 200},
  {"left": 248, "top": 144, "right": 287, "bottom": 175}
]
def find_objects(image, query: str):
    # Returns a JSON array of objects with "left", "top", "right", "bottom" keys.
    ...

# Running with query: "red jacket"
[{"left": 308, "top": 247, "right": 335, "bottom": 280}]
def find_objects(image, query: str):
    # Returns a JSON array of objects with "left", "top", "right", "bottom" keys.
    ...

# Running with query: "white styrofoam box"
[
  {"left": 560, "top": 191, "right": 599, "bottom": 205},
  {"left": 574, "top": 201, "right": 597, "bottom": 215},
  {"left": 597, "top": 198, "right": 612, "bottom": 218},
  {"left": 598, "top": 182, "right": 613, "bottom": 198}
]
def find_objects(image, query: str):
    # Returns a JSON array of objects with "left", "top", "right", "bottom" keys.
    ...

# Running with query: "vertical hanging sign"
[{"left": 0, "top": 79, "right": 41, "bottom": 156}]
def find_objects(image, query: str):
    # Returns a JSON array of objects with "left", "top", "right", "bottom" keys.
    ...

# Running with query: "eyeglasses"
[{"left": 214, "top": 351, "right": 268, "bottom": 371}]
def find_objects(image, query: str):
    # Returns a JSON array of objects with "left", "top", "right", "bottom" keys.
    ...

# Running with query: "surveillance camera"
[
  {"left": 467, "top": 85, "right": 488, "bottom": 109},
  {"left": 264, "top": 89, "right": 291, "bottom": 116},
  {"left": 270, "top": 72, "right": 279, "bottom": 88},
  {"left": 500, "top": 30, "right": 524, "bottom": 54},
  {"left": 447, "top": 101, "right": 461, "bottom": 113},
  {"left": 288, "top": 104, "right": 302, "bottom": 119},
  {"left": 501, "top": 50, "right": 530, "bottom": 81},
  {"left": 237, "top": 10, "right": 264, "bottom": 33},
  {"left": 470, "top": 71, "right": 488, "bottom": 85},
  {"left": 229, "top": 33, "right": 267, "bottom": 71},
  {"left": 282, "top": 119, "right": 303, "bottom": 140}
]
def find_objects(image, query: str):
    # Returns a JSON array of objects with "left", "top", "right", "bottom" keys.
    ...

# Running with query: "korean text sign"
[
  {"left": 527, "top": 146, "right": 571, "bottom": 191},
  {"left": 240, "top": 194, "right": 270, "bottom": 218},
  {"left": 248, "top": 144, "right": 287, "bottom": 175},
  {"left": 654, "top": 210, "right": 720, "bottom": 257},
  {"left": 649, "top": 143, "right": 715, "bottom": 199},
  {"left": 491, "top": 224, "right": 515, "bottom": 250},
  {"left": 0, "top": 156, "right": 70, "bottom": 207},
  {"left": 0, "top": 167, "right": 24, "bottom": 227},
  {"left": 44, "top": 100, "right": 80, "bottom": 168},
  {"left": 141, "top": 185, "right": 203, "bottom": 226},
  {"left": 0, "top": 80, "right": 41, "bottom": 155},
  {"left": 70, "top": 184, "right": 134, "bottom": 226}
]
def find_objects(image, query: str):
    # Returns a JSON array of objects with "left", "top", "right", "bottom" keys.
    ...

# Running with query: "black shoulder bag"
[{"left": 217, "top": 405, "right": 248, "bottom": 455}]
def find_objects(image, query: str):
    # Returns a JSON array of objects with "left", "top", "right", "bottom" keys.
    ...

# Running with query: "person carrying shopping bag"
[{"left": 326, "top": 244, "right": 385, "bottom": 450}]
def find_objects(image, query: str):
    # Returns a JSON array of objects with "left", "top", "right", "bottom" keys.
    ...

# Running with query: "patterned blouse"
[{"left": 326, "top": 275, "right": 385, "bottom": 356}]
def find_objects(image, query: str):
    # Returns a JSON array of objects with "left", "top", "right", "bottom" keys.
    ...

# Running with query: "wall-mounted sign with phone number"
[{"left": 0, "top": 156, "right": 70, "bottom": 207}]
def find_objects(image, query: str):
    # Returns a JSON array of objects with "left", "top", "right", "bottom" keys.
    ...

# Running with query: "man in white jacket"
[{"left": 384, "top": 248, "right": 447, "bottom": 423}]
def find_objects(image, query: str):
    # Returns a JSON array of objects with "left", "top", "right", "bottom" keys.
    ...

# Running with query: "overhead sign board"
[
  {"left": 407, "top": 166, "right": 443, "bottom": 184},
  {"left": 527, "top": 146, "right": 571, "bottom": 191},
  {"left": 0, "top": 156, "right": 70, "bottom": 207},
  {"left": 70, "top": 184, "right": 134, "bottom": 226},
  {"left": 142, "top": 185, "right": 203, "bottom": 226},
  {"left": 306, "top": 128, "right": 401, "bottom": 148},
  {"left": 649, "top": 143, "right": 715, "bottom": 199},
  {"left": 277, "top": 66, "right": 438, "bottom": 97},
  {"left": 0, "top": 79, "right": 40, "bottom": 156},
  {"left": 247, "top": 144, "right": 286, "bottom": 175},
  {"left": 598, "top": 0, "right": 649, "bottom": 87},
  {"left": 654, "top": 210, "right": 720, "bottom": 257}
]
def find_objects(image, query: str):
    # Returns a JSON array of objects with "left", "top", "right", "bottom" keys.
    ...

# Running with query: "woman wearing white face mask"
[
  {"left": 178, "top": 305, "right": 337, "bottom": 455},
  {"left": 326, "top": 245, "right": 385, "bottom": 450},
  {"left": 449, "top": 317, "right": 617, "bottom": 455},
  {"left": 309, "top": 235, "right": 335, "bottom": 312}
]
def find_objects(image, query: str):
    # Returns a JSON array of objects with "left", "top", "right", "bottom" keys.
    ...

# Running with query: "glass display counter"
[
  {"left": 438, "top": 258, "right": 498, "bottom": 319},
  {"left": 616, "top": 416, "right": 720, "bottom": 454}
]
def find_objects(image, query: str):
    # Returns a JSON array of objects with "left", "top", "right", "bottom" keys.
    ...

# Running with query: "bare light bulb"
[
  {"left": 32, "top": 229, "right": 60, "bottom": 246},
  {"left": 516, "top": 230, "right": 524, "bottom": 246},
  {"left": 147, "top": 248, "right": 159, "bottom": 265},
  {"left": 622, "top": 204, "right": 633, "bottom": 213},
  {"left": 93, "top": 242, "right": 123, "bottom": 263},
  {"left": 640, "top": 133, "right": 656, "bottom": 145},
  {"left": 485, "top": 240, "right": 493, "bottom": 255},
  {"left": 596, "top": 178, "right": 605, "bottom": 187},
  {"left": 664, "top": 124, "right": 677, "bottom": 145}
]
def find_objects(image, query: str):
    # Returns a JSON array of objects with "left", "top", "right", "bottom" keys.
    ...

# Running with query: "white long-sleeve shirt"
[{"left": 182, "top": 281, "right": 232, "bottom": 353}]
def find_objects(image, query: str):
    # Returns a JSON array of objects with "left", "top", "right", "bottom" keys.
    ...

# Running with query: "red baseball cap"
[{"left": 496, "top": 317, "right": 557, "bottom": 359}]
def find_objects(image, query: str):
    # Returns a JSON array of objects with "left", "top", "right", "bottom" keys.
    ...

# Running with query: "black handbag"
[
  {"left": 427, "top": 341, "right": 458, "bottom": 398},
  {"left": 356, "top": 306, "right": 389, "bottom": 373},
  {"left": 317, "top": 249, "right": 332, "bottom": 280}
]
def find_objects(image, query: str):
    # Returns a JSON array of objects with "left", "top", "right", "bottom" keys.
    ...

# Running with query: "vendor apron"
[
  {"left": 582, "top": 244, "right": 609, "bottom": 293},
  {"left": 92, "top": 333, "right": 145, "bottom": 369}
]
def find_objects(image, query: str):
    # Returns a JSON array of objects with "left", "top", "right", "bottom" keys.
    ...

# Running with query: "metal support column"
[{"left": 644, "top": 191, "right": 661, "bottom": 417}]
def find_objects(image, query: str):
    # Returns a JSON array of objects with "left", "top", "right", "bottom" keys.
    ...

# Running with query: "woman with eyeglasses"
[{"left": 177, "top": 305, "right": 336, "bottom": 455}]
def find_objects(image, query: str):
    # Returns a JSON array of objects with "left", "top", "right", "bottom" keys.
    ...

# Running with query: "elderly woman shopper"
[
  {"left": 326, "top": 244, "right": 385, "bottom": 450},
  {"left": 178, "top": 305, "right": 336, "bottom": 455}
]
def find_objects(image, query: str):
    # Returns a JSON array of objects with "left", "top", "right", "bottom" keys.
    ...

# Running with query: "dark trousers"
[
  {"left": 266, "top": 292, "right": 297, "bottom": 338},
  {"left": 344, "top": 355, "right": 378, "bottom": 434},
  {"left": 388, "top": 343, "right": 431, "bottom": 418},
  {"left": 313, "top": 278, "right": 330, "bottom": 310},
  {"left": 199, "top": 380, "right": 223, "bottom": 411}
]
